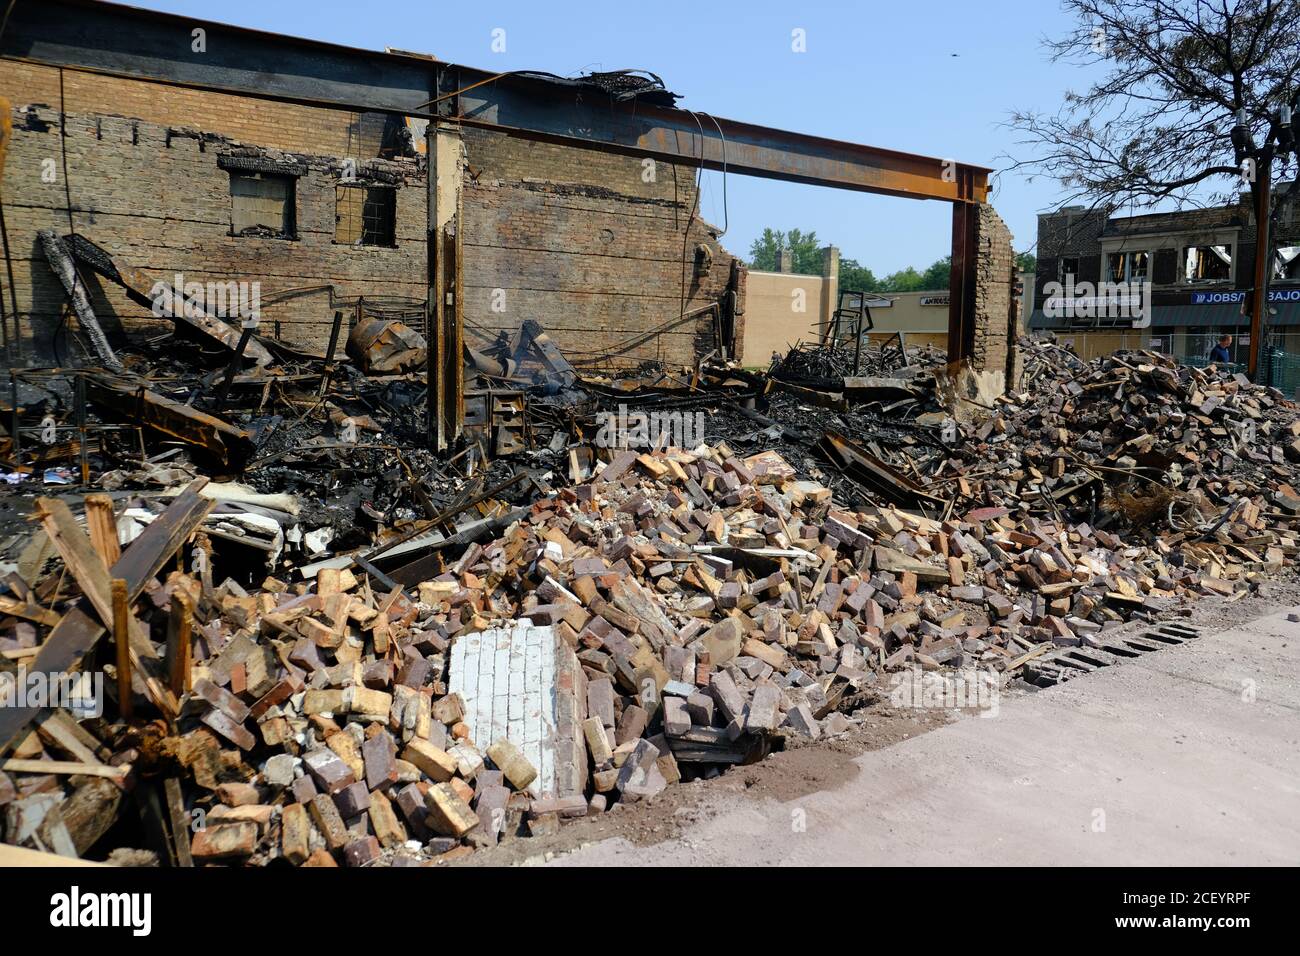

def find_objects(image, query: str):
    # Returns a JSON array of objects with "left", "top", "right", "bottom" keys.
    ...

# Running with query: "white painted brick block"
[{"left": 448, "top": 621, "right": 584, "bottom": 797}]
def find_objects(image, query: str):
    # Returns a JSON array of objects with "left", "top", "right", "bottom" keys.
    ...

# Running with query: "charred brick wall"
[
  {"left": 2, "top": 60, "right": 744, "bottom": 370},
  {"left": 460, "top": 127, "right": 739, "bottom": 368},
  {"left": 2, "top": 61, "right": 426, "bottom": 361},
  {"left": 2, "top": 60, "right": 365, "bottom": 156}
]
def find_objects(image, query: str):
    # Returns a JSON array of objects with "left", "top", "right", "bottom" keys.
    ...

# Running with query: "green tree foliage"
[
  {"left": 877, "top": 257, "right": 950, "bottom": 292},
  {"left": 837, "top": 258, "right": 878, "bottom": 293},
  {"left": 879, "top": 266, "right": 925, "bottom": 292},
  {"left": 1016, "top": 251, "right": 1037, "bottom": 273},
  {"left": 749, "top": 225, "right": 957, "bottom": 292},
  {"left": 784, "top": 229, "right": 824, "bottom": 275},
  {"left": 920, "top": 256, "right": 951, "bottom": 290},
  {"left": 747, "top": 228, "right": 785, "bottom": 271},
  {"left": 747, "top": 227, "right": 823, "bottom": 275}
]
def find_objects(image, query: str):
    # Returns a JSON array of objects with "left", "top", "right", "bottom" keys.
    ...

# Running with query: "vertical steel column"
[
  {"left": 446, "top": 132, "right": 464, "bottom": 448},
  {"left": 947, "top": 187, "right": 978, "bottom": 363},
  {"left": 429, "top": 122, "right": 465, "bottom": 452},
  {"left": 425, "top": 66, "right": 465, "bottom": 451},
  {"left": 425, "top": 78, "right": 441, "bottom": 449},
  {"left": 0, "top": 98, "right": 12, "bottom": 360}
]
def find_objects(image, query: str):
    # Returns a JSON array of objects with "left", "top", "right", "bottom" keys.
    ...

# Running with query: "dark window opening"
[
  {"left": 336, "top": 185, "right": 397, "bottom": 247},
  {"left": 1059, "top": 256, "right": 1079, "bottom": 280},
  {"left": 1183, "top": 244, "right": 1232, "bottom": 282},
  {"left": 229, "top": 172, "right": 295, "bottom": 239},
  {"left": 1107, "top": 250, "right": 1148, "bottom": 283},
  {"left": 1276, "top": 246, "right": 1300, "bottom": 281}
]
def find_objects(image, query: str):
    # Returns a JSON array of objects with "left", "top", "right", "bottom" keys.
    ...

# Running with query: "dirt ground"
[{"left": 450, "top": 578, "right": 1300, "bottom": 867}]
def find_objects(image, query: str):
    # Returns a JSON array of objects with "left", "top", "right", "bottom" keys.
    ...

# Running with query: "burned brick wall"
[
  {"left": 2, "top": 60, "right": 744, "bottom": 371},
  {"left": 1, "top": 62, "right": 427, "bottom": 362},
  {"left": 972, "top": 204, "right": 1021, "bottom": 388},
  {"left": 460, "top": 127, "right": 741, "bottom": 369},
  {"left": 3, "top": 60, "right": 368, "bottom": 156}
]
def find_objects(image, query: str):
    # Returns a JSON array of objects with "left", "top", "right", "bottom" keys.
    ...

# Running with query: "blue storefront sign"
[
  {"left": 1191, "top": 288, "right": 1300, "bottom": 305},
  {"left": 1191, "top": 290, "right": 1244, "bottom": 304}
]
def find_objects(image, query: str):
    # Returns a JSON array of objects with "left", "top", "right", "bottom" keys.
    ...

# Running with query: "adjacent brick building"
[{"left": 1031, "top": 195, "right": 1300, "bottom": 379}]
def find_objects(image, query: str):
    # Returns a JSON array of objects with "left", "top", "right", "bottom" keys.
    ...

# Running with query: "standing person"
[{"left": 1209, "top": 333, "right": 1233, "bottom": 364}]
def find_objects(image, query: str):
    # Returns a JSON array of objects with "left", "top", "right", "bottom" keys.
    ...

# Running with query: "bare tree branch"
[{"left": 1005, "top": 0, "right": 1300, "bottom": 212}]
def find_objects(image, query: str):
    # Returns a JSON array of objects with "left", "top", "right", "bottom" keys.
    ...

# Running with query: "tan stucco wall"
[
  {"left": 741, "top": 271, "right": 833, "bottom": 365},
  {"left": 864, "top": 331, "right": 948, "bottom": 351},
  {"left": 863, "top": 290, "right": 949, "bottom": 353},
  {"left": 743, "top": 275, "right": 1035, "bottom": 366},
  {"left": 1049, "top": 330, "right": 1152, "bottom": 360},
  {"left": 866, "top": 290, "right": 950, "bottom": 335},
  {"left": 742, "top": 281, "right": 958, "bottom": 365}
]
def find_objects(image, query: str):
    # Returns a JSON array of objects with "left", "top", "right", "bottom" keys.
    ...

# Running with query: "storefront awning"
[{"left": 1030, "top": 300, "right": 1300, "bottom": 331}]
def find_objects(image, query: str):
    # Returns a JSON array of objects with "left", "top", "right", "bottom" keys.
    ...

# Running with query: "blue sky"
[{"left": 131, "top": 0, "right": 1092, "bottom": 274}]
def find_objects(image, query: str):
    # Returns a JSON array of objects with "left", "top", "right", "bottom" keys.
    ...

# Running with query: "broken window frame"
[
  {"left": 1182, "top": 243, "right": 1233, "bottom": 283},
  {"left": 334, "top": 183, "right": 398, "bottom": 248},
  {"left": 228, "top": 171, "right": 297, "bottom": 240},
  {"left": 1058, "top": 256, "right": 1079, "bottom": 281},
  {"left": 1105, "top": 249, "right": 1149, "bottom": 283},
  {"left": 1275, "top": 245, "right": 1300, "bottom": 283}
]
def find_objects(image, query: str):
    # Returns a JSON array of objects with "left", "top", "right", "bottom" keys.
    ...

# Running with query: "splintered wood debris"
[{"left": 2, "top": 334, "right": 1300, "bottom": 866}]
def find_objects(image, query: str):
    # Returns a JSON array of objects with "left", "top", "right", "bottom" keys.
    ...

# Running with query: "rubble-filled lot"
[{"left": 3, "top": 283, "right": 1300, "bottom": 865}]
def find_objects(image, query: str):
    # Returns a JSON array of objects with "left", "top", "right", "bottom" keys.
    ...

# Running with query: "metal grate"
[
  {"left": 335, "top": 185, "right": 396, "bottom": 246},
  {"left": 357, "top": 295, "right": 426, "bottom": 338}
]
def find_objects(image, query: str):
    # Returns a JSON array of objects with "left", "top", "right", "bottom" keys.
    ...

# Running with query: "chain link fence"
[{"left": 1264, "top": 345, "right": 1300, "bottom": 397}]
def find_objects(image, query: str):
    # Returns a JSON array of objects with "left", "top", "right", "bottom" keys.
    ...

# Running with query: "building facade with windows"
[{"left": 1030, "top": 196, "right": 1300, "bottom": 389}]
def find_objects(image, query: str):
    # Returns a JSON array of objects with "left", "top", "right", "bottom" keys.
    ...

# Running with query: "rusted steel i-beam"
[
  {"left": 947, "top": 193, "right": 979, "bottom": 363},
  {"left": 447, "top": 96, "right": 991, "bottom": 203},
  {"left": 4, "top": 2, "right": 991, "bottom": 204}
]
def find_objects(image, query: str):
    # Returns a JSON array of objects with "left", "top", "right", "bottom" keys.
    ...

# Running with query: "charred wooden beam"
[
  {"left": 0, "top": 479, "right": 213, "bottom": 756},
  {"left": 64, "top": 234, "right": 273, "bottom": 366},
  {"left": 817, "top": 428, "right": 947, "bottom": 513},
  {"left": 85, "top": 376, "right": 255, "bottom": 468},
  {"left": 37, "top": 230, "right": 122, "bottom": 370}
]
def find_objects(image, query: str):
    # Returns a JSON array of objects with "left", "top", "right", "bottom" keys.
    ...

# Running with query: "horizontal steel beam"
[
  {"left": 447, "top": 66, "right": 987, "bottom": 201},
  {"left": 2, "top": 0, "right": 434, "bottom": 114},
  {"left": 7, "top": 0, "right": 988, "bottom": 202}
]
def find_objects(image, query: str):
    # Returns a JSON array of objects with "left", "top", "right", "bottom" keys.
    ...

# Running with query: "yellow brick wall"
[
  {"left": 3, "top": 60, "right": 360, "bottom": 155},
  {"left": 1, "top": 59, "right": 743, "bottom": 367}
]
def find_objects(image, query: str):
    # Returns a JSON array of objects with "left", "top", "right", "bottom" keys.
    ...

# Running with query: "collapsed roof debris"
[
  {"left": 3, "top": 225, "right": 1300, "bottom": 866},
  {"left": 511, "top": 69, "right": 680, "bottom": 107},
  {"left": 65, "top": 234, "right": 276, "bottom": 367}
]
